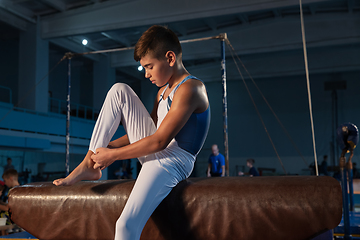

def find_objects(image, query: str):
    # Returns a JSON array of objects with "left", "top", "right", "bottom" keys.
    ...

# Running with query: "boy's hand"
[{"left": 91, "top": 148, "right": 116, "bottom": 170}]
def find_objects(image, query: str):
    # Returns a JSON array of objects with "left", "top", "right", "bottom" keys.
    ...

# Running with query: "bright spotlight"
[
  {"left": 82, "top": 39, "right": 88, "bottom": 46},
  {"left": 138, "top": 65, "right": 143, "bottom": 71}
]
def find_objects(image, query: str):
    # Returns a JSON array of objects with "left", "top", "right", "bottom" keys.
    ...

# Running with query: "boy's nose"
[{"left": 145, "top": 72, "right": 151, "bottom": 79}]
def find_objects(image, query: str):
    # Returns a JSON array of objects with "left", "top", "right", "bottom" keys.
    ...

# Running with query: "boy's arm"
[
  {"left": 92, "top": 80, "right": 208, "bottom": 170},
  {"left": 108, "top": 135, "right": 130, "bottom": 149}
]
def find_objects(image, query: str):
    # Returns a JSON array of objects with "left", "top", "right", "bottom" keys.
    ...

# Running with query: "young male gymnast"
[{"left": 53, "top": 25, "right": 210, "bottom": 240}]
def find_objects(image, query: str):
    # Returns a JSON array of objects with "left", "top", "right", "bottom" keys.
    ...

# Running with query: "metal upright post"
[
  {"left": 340, "top": 156, "right": 352, "bottom": 239},
  {"left": 331, "top": 90, "right": 336, "bottom": 166},
  {"left": 65, "top": 57, "right": 71, "bottom": 176},
  {"left": 348, "top": 160, "right": 355, "bottom": 212},
  {"left": 220, "top": 33, "right": 229, "bottom": 176}
]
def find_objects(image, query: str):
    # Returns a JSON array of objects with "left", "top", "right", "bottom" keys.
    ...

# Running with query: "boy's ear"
[{"left": 165, "top": 51, "right": 176, "bottom": 67}]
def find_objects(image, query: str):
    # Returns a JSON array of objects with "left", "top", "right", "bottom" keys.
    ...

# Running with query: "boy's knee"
[
  {"left": 106, "top": 83, "right": 134, "bottom": 100},
  {"left": 109, "top": 83, "right": 131, "bottom": 94}
]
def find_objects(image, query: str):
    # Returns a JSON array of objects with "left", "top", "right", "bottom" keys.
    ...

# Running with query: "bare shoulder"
[
  {"left": 174, "top": 78, "right": 208, "bottom": 112},
  {"left": 186, "top": 78, "right": 205, "bottom": 87},
  {"left": 178, "top": 78, "right": 206, "bottom": 94}
]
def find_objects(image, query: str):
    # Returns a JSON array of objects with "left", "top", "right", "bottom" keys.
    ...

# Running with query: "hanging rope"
[
  {"left": 299, "top": 0, "right": 319, "bottom": 176},
  {"left": 226, "top": 40, "right": 287, "bottom": 175},
  {"left": 225, "top": 41, "right": 308, "bottom": 167}
]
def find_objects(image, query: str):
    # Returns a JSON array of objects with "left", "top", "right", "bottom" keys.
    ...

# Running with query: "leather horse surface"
[{"left": 8, "top": 176, "right": 342, "bottom": 240}]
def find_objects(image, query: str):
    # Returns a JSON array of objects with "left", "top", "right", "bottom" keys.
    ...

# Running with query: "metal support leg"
[
  {"left": 340, "top": 157, "right": 352, "bottom": 240},
  {"left": 65, "top": 57, "right": 71, "bottom": 177},
  {"left": 348, "top": 161, "right": 354, "bottom": 212}
]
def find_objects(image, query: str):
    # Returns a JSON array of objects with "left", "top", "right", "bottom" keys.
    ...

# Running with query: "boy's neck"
[{"left": 167, "top": 63, "right": 189, "bottom": 88}]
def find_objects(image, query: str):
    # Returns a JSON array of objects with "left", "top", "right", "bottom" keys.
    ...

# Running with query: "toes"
[{"left": 53, "top": 179, "right": 65, "bottom": 186}]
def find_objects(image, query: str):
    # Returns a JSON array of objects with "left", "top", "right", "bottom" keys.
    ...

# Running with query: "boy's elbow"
[
  {"left": 157, "top": 140, "right": 168, "bottom": 152},
  {"left": 148, "top": 131, "right": 173, "bottom": 153},
  {"left": 152, "top": 137, "right": 169, "bottom": 152}
]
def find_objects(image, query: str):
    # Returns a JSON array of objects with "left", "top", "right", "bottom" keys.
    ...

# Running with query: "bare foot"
[{"left": 53, "top": 150, "right": 102, "bottom": 186}]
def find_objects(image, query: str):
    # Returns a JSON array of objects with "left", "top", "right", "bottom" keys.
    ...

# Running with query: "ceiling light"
[
  {"left": 82, "top": 39, "right": 88, "bottom": 46},
  {"left": 138, "top": 65, "right": 143, "bottom": 71}
]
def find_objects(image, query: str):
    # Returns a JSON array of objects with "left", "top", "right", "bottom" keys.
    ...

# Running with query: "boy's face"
[{"left": 140, "top": 52, "right": 174, "bottom": 87}]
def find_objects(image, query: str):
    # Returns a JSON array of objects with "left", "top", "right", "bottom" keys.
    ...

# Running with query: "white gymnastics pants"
[{"left": 88, "top": 83, "right": 195, "bottom": 240}]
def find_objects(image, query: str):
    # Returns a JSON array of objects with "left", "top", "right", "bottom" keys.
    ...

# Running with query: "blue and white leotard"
[{"left": 157, "top": 75, "right": 210, "bottom": 156}]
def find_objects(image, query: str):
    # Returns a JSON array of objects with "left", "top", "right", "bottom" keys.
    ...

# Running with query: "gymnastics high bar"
[{"left": 62, "top": 33, "right": 229, "bottom": 177}]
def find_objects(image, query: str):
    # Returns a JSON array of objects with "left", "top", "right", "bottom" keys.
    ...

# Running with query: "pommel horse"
[{"left": 8, "top": 176, "right": 341, "bottom": 240}]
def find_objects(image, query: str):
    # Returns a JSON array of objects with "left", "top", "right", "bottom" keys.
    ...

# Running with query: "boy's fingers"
[
  {"left": 93, "top": 163, "right": 100, "bottom": 169},
  {"left": 94, "top": 162, "right": 105, "bottom": 170}
]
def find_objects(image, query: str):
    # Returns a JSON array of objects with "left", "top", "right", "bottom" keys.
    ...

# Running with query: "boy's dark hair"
[
  {"left": 134, "top": 25, "right": 182, "bottom": 62},
  {"left": 2, "top": 169, "right": 18, "bottom": 179},
  {"left": 247, "top": 158, "right": 255, "bottom": 165}
]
